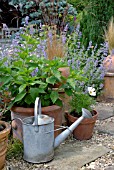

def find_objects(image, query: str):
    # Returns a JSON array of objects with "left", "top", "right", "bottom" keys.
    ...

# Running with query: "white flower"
[{"left": 88, "top": 87, "right": 96, "bottom": 96}]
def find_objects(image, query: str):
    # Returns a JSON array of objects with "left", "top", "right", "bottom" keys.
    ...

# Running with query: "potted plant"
[
  {"left": 103, "top": 17, "right": 114, "bottom": 101},
  {"left": 0, "top": 25, "right": 69, "bottom": 139},
  {"left": 0, "top": 110, "right": 11, "bottom": 169},
  {"left": 0, "top": 24, "right": 85, "bottom": 139},
  {"left": 66, "top": 87, "right": 98, "bottom": 140}
]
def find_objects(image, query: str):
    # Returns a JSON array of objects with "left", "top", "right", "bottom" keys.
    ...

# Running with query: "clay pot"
[
  {"left": 103, "top": 54, "right": 114, "bottom": 73},
  {"left": 66, "top": 110, "right": 98, "bottom": 140},
  {"left": 11, "top": 105, "right": 63, "bottom": 141},
  {"left": 53, "top": 67, "right": 70, "bottom": 88},
  {"left": 0, "top": 121, "right": 11, "bottom": 170},
  {"left": 58, "top": 67, "right": 70, "bottom": 77},
  {"left": 103, "top": 72, "right": 114, "bottom": 102},
  {"left": 102, "top": 54, "right": 114, "bottom": 102}
]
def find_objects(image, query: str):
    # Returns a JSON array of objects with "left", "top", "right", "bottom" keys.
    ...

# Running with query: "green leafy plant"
[
  {"left": 69, "top": 91, "right": 96, "bottom": 116},
  {"left": 67, "top": 0, "right": 88, "bottom": 13},
  {"left": 63, "top": 68, "right": 95, "bottom": 116},
  {"left": 0, "top": 28, "right": 66, "bottom": 108},
  {"left": 7, "top": 138, "right": 23, "bottom": 159},
  {"left": 0, "top": 25, "right": 85, "bottom": 109},
  {"left": 80, "top": 0, "right": 114, "bottom": 47}
]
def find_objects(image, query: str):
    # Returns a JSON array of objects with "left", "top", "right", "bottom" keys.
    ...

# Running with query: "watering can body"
[
  {"left": 18, "top": 97, "right": 92, "bottom": 163},
  {"left": 22, "top": 116, "right": 54, "bottom": 163}
]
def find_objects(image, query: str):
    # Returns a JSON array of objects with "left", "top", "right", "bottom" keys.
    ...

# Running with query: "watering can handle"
[{"left": 34, "top": 97, "right": 41, "bottom": 126}]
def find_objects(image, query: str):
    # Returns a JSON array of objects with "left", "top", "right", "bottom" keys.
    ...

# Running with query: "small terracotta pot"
[
  {"left": 11, "top": 105, "right": 63, "bottom": 141},
  {"left": 66, "top": 110, "right": 98, "bottom": 140},
  {"left": 0, "top": 121, "right": 11, "bottom": 170}
]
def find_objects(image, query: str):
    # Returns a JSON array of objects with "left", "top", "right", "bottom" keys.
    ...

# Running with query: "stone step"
[
  {"left": 48, "top": 141, "right": 110, "bottom": 170},
  {"left": 95, "top": 104, "right": 114, "bottom": 120}
]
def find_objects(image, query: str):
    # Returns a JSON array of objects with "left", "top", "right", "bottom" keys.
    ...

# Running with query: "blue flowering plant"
[{"left": 66, "top": 25, "right": 110, "bottom": 97}]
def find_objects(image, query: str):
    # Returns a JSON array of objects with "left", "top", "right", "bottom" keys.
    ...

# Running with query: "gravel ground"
[
  {"left": 6, "top": 102, "right": 114, "bottom": 170},
  {"left": 81, "top": 117, "right": 114, "bottom": 170}
]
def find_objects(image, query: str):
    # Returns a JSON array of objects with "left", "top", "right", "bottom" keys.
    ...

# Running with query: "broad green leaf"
[
  {"left": 25, "top": 94, "right": 34, "bottom": 105},
  {"left": 14, "top": 92, "right": 26, "bottom": 103},
  {"left": 37, "top": 88, "right": 45, "bottom": 93},
  {"left": 19, "top": 84, "right": 26, "bottom": 93},
  {"left": 7, "top": 102, "right": 15, "bottom": 109},
  {"left": 67, "top": 78, "right": 75, "bottom": 89},
  {"left": 52, "top": 70, "right": 61, "bottom": 80},
  {"left": 46, "top": 76, "right": 56, "bottom": 85},
  {"left": 2, "top": 76, "right": 12, "bottom": 85},
  {"left": 13, "top": 60, "right": 23, "bottom": 67},
  {"left": 30, "top": 88, "right": 39, "bottom": 100},
  {"left": 64, "top": 88, "right": 72, "bottom": 96},
  {"left": 50, "top": 91, "right": 59, "bottom": 103},
  {"left": 39, "top": 84, "right": 47, "bottom": 89},
  {"left": 55, "top": 99, "right": 63, "bottom": 107},
  {"left": 44, "top": 94, "right": 50, "bottom": 100},
  {"left": 15, "top": 81, "right": 25, "bottom": 85},
  {"left": 30, "top": 81, "right": 46, "bottom": 86}
]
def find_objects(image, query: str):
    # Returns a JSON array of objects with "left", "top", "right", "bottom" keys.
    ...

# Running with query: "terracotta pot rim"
[
  {"left": 105, "top": 72, "right": 114, "bottom": 76},
  {"left": 0, "top": 121, "right": 11, "bottom": 139},
  {"left": 66, "top": 110, "right": 98, "bottom": 125},
  {"left": 11, "top": 105, "right": 62, "bottom": 114}
]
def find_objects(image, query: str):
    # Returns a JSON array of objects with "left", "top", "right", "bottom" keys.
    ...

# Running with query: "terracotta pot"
[
  {"left": 103, "top": 54, "right": 114, "bottom": 73},
  {"left": 11, "top": 105, "right": 63, "bottom": 141},
  {"left": 58, "top": 67, "right": 70, "bottom": 77},
  {"left": 101, "top": 72, "right": 114, "bottom": 102},
  {"left": 66, "top": 110, "right": 98, "bottom": 140},
  {"left": 0, "top": 121, "right": 11, "bottom": 170},
  {"left": 53, "top": 67, "right": 70, "bottom": 88},
  {"left": 101, "top": 54, "right": 114, "bottom": 102}
]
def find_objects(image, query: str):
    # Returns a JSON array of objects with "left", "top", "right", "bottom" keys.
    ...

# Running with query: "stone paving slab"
[
  {"left": 95, "top": 105, "right": 114, "bottom": 120},
  {"left": 104, "top": 166, "right": 114, "bottom": 170},
  {"left": 97, "top": 121, "right": 114, "bottom": 135},
  {"left": 48, "top": 141, "right": 110, "bottom": 170}
]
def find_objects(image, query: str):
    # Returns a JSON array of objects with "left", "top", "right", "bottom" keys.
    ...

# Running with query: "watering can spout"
[
  {"left": 82, "top": 108, "right": 92, "bottom": 119},
  {"left": 54, "top": 108, "right": 92, "bottom": 149}
]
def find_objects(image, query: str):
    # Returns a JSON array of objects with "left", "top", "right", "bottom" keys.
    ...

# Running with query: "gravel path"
[
  {"left": 81, "top": 117, "right": 114, "bottom": 170},
  {"left": 6, "top": 102, "right": 114, "bottom": 170}
]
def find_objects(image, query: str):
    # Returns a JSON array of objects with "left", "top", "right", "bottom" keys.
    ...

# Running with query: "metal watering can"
[{"left": 16, "top": 97, "right": 92, "bottom": 163}]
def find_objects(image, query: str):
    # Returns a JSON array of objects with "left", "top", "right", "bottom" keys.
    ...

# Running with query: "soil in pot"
[{"left": 66, "top": 110, "right": 98, "bottom": 140}]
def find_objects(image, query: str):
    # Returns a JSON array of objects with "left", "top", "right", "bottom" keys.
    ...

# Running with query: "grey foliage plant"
[{"left": 9, "top": 0, "right": 77, "bottom": 31}]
